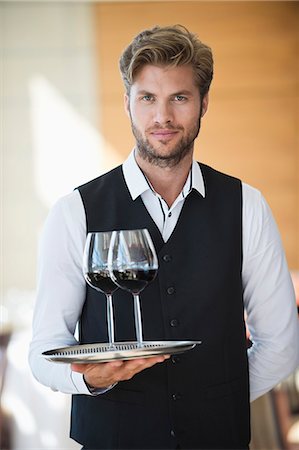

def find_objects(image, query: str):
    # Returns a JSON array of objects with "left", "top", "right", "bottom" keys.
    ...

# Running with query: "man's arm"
[
  {"left": 29, "top": 191, "right": 169, "bottom": 395},
  {"left": 242, "top": 183, "right": 299, "bottom": 402},
  {"left": 29, "top": 191, "right": 92, "bottom": 394}
]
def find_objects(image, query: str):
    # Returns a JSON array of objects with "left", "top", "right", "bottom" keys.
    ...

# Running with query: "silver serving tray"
[{"left": 41, "top": 340, "right": 201, "bottom": 363}]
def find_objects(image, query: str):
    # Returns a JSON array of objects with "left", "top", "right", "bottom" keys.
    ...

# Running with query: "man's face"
[{"left": 125, "top": 64, "right": 208, "bottom": 168}]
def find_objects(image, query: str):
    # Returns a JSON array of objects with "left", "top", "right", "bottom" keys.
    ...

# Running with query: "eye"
[
  {"left": 174, "top": 95, "right": 187, "bottom": 102},
  {"left": 141, "top": 94, "right": 154, "bottom": 102}
]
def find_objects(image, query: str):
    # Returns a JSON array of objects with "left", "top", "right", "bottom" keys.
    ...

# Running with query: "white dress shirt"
[{"left": 29, "top": 150, "right": 299, "bottom": 401}]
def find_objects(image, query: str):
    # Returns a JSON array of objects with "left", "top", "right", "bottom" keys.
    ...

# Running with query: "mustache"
[{"left": 147, "top": 124, "right": 184, "bottom": 132}]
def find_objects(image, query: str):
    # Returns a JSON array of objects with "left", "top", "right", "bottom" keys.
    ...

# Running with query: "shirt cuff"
[
  {"left": 83, "top": 375, "right": 118, "bottom": 396},
  {"left": 70, "top": 370, "right": 117, "bottom": 395}
]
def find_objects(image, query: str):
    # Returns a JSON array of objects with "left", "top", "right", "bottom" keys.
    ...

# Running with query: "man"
[{"left": 29, "top": 25, "right": 299, "bottom": 449}]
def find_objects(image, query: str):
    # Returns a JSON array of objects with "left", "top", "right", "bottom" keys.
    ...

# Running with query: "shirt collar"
[{"left": 122, "top": 149, "right": 206, "bottom": 200}]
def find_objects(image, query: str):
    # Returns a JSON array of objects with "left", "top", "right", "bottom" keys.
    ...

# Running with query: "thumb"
[{"left": 71, "top": 363, "right": 87, "bottom": 373}]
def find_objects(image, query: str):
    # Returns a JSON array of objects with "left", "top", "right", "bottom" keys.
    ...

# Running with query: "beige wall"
[
  {"left": 1, "top": 2, "right": 104, "bottom": 297},
  {"left": 93, "top": 1, "right": 299, "bottom": 268},
  {"left": 1, "top": 4, "right": 97, "bottom": 446}
]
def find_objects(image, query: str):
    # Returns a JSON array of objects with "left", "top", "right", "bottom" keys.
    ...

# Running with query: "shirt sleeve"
[
  {"left": 28, "top": 190, "right": 105, "bottom": 395},
  {"left": 242, "top": 183, "right": 299, "bottom": 402}
]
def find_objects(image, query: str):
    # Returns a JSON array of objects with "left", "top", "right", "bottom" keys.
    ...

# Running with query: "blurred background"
[{"left": 0, "top": 1, "right": 298, "bottom": 448}]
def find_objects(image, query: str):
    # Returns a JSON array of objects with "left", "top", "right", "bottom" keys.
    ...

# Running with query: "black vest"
[{"left": 70, "top": 163, "right": 250, "bottom": 449}]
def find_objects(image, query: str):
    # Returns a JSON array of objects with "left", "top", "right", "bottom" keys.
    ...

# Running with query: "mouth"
[{"left": 150, "top": 129, "right": 179, "bottom": 140}]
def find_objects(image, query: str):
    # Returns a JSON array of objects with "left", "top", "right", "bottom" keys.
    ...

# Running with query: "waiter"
[{"left": 29, "top": 24, "right": 299, "bottom": 449}]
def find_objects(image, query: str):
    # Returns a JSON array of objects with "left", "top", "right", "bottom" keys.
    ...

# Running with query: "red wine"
[
  {"left": 85, "top": 270, "right": 117, "bottom": 294},
  {"left": 112, "top": 269, "right": 157, "bottom": 294}
]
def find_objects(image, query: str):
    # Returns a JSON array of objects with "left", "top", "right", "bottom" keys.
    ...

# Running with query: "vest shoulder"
[
  {"left": 198, "top": 163, "right": 241, "bottom": 186},
  {"left": 76, "top": 165, "right": 123, "bottom": 193}
]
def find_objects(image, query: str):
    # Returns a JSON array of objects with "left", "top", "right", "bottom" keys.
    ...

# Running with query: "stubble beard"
[{"left": 131, "top": 117, "right": 202, "bottom": 169}]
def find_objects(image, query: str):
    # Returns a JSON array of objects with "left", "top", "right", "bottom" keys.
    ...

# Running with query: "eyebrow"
[
  {"left": 136, "top": 90, "right": 153, "bottom": 96},
  {"left": 136, "top": 89, "right": 194, "bottom": 96},
  {"left": 172, "top": 90, "right": 194, "bottom": 96}
]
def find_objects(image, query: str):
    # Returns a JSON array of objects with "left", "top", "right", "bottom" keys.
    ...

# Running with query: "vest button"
[
  {"left": 167, "top": 286, "right": 175, "bottom": 295},
  {"left": 162, "top": 254, "right": 172, "bottom": 262},
  {"left": 170, "top": 430, "right": 176, "bottom": 437},
  {"left": 172, "top": 393, "right": 181, "bottom": 401},
  {"left": 170, "top": 319, "right": 179, "bottom": 327}
]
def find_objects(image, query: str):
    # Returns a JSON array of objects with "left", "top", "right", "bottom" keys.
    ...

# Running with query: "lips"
[
  {"left": 153, "top": 131, "right": 176, "bottom": 136},
  {"left": 150, "top": 129, "right": 179, "bottom": 139}
]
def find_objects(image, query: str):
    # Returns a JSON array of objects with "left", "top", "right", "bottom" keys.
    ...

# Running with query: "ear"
[
  {"left": 124, "top": 93, "right": 130, "bottom": 117},
  {"left": 201, "top": 93, "right": 209, "bottom": 117}
]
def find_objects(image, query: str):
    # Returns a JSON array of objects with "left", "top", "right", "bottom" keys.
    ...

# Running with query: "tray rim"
[{"left": 41, "top": 340, "right": 201, "bottom": 364}]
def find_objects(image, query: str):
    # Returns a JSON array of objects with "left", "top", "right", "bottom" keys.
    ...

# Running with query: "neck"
[{"left": 135, "top": 150, "right": 193, "bottom": 207}]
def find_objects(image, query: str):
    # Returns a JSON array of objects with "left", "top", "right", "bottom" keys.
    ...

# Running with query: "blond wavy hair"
[{"left": 119, "top": 24, "right": 213, "bottom": 98}]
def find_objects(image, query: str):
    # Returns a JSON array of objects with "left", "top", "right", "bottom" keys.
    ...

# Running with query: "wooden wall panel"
[{"left": 93, "top": 1, "right": 299, "bottom": 268}]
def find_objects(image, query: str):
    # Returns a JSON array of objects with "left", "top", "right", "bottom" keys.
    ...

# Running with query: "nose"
[{"left": 153, "top": 101, "right": 173, "bottom": 125}]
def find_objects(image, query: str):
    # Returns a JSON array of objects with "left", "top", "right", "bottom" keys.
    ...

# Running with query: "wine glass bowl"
[
  {"left": 83, "top": 231, "right": 118, "bottom": 346},
  {"left": 112, "top": 268, "right": 157, "bottom": 294},
  {"left": 108, "top": 229, "right": 158, "bottom": 346}
]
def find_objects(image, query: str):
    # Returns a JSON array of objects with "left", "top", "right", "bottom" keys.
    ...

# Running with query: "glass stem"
[
  {"left": 133, "top": 293, "right": 143, "bottom": 345},
  {"left": 106, "top": 294, "right": 115, "bottom": 345}
]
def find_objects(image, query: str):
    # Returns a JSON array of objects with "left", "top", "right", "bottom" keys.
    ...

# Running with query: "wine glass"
[
  {"left": 83, "top": 231, "right": 118, "bottom": 347},
  {"left": 108, "top": 229, "right": 158, "bottom": 346}
]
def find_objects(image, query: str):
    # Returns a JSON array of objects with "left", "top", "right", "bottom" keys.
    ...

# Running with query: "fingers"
[
  {"left": 71, "top": 360, "right": 123, "bottom": 373},
  {"left": 126, "top": 355, "right": 170, "bottom": 373},
  {"left": 114, "top": 358, "right": 153, "bottom": 380},
  {"left": 116, "top": 355, "right": 170, "bottom": 381},
  {"left": 71, "top": 354, "right": 170, "bottom": 389}
]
